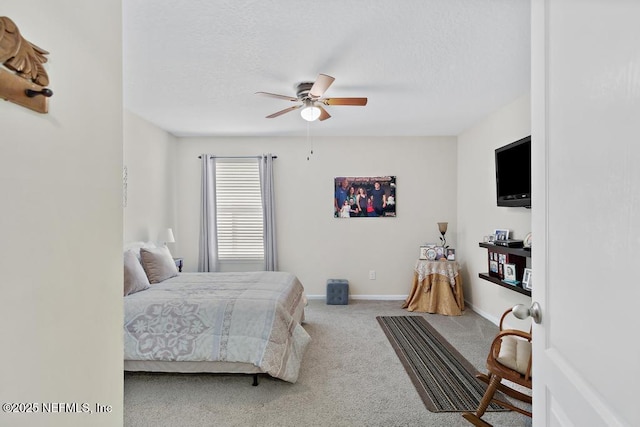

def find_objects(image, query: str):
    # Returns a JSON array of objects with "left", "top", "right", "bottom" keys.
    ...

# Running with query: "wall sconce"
[{"left": 437, "top": 222, "right": 448, "bottom": 248}]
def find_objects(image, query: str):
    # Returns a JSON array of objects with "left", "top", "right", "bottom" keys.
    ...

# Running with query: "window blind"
[{"left": 215, "top": 159, "right": 264, "bottom": 260}]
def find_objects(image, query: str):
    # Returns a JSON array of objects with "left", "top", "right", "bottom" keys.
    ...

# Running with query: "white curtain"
[
  {"left": 198, "top": 154, "right": 218, "bottom": 272},
  {"left": 260, "top": 153, "right": 278, "bottom": 271}
]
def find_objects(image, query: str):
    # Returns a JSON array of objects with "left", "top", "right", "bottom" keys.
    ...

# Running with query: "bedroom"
[{"left": 2, "top": 1, "right": 637, "bottom": 426}]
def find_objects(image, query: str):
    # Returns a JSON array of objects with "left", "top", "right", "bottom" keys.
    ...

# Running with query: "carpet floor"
[
  {"left": 377, "top": 316, "right": 506, "bottom": 412},
  {"left": 124, "top": 299, "right": 532, "bottom": 427}
]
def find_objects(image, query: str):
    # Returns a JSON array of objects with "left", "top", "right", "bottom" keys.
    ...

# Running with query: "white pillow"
[
  {"left": 497, "top": 336, "right": 531, "bottom": 376},
  {"left": 124, "top": 250, "right": 150, "bottom": 296},
  {"left": 123, "top": 241, "right": 156, "bottom": 261},
  {"left": 140, "top": 245, "right": 178, "bottom": 284}
]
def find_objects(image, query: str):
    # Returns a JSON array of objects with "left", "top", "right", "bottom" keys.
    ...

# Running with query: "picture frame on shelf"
[
  {"left": 489, "top": 260, "right": 499, "bottom": 274},
  {"left": 494, "top": 229, "right": 510, "bottom": 241},
  {"left": 420, "top": 244, "right": 437, "bottom": 261},
  {"left": 522, "top": 268, "right": 532, "bottom": 290},
  {"left": 435, "top": 246, "right": 445, "bottom": 260},
  {"left": 446, "top": 248, "right": 455, "bottom": 261},
  {"left": 504, "top": 263, "right": 518, "bottom": 283},
  {"left": 523, "top": 232, "right": 532, "bottom": 248}
]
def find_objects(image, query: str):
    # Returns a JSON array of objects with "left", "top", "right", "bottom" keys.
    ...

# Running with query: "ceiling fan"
[{"left": 255, "top": 74, "right": 367, "bottom": 122}]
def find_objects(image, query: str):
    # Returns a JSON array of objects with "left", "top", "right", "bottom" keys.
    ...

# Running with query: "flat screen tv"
[{"left": 495, "top": 136, "right": 531, "bottom": 207}]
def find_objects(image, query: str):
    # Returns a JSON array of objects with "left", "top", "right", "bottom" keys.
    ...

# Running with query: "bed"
[{"left": 123, "top": 244, "right": 310, "bottom": 384}]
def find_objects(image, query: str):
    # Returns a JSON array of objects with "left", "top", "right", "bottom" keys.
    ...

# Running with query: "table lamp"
[
  {"left": 158, "top": 228, "right": 175, "bottom": 246},
  {"left": 437, "top": 222, "right": 448, "bottom": 248}
]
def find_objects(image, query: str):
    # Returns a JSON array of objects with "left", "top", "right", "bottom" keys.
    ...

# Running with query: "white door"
[{"left": 532, "top": 1, "right": 640, "bottom": 425}]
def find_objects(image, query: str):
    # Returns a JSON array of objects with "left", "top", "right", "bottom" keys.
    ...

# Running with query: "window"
[{"left": 215, "top": 159, "right": 264, "bottom": 261}]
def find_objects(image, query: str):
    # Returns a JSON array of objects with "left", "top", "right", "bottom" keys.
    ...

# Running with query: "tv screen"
[{"left": 495, "top": 136, "right": 531, "bottom": 207}]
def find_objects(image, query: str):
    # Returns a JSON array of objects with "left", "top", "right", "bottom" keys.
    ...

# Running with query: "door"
[{"left": 532, "top": 1, "right": 639, "bottom": 425}]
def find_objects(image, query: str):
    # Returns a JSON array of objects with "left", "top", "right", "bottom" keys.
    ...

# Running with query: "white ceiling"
[{"left": 123, "top": 0, "right": 530, "bottom": 137}]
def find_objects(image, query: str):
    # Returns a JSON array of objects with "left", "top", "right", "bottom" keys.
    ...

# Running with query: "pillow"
[
  {"left": 497, "top": 335, "right": 531, "bottom": 375},
  {"left": 140, "top": 245, "right": 179, "bottom": 284},
  {"left": 124, "top": 250, "right": 150, "bottom": 296},
  {"left": 123, "top": 241, "right": 156, "bottom": 261}
]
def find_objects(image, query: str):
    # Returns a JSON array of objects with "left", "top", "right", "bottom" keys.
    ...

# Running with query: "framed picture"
[
  {"left": 504, "top": 263, "right": 517, "bottom": 283},
  {"left": 435, "top": 246, "right": 445, "bottom": 260},
  {"left": 522, "top": 268, "right": 532, "bottom": 290},
  {"left": 334, "top": 176, "right": 396, "bottom": 218},
  {"left": 446, "top": 248, "right": 456, "bottom": 261},
  {"left": 419, "top": 244, "right": 437, "bottom": 260},
  {"left": 494, "top": 229, "right": 510, "bottom": 241},
  {"left": 489, "top": 260, "right": 499, "bottom": 273}
]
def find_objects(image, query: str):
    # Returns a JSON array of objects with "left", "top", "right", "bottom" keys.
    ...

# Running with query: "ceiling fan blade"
[
  {"left": 322, "top": 97, "right": 368, "bottom": 106},
  {"left": 317, "top": 105, "right": 331, "bottom": 121},
  {"left": 265, "top": 104, "right": 302, "bottom": 118},
  {"left": 309, "top": 74, "right": 335, "bottom": 98},
  {"left": 255, "top": 92, "right": 299, "bottom": 102}
]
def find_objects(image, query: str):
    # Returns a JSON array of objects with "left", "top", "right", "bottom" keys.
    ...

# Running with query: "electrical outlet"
[{"left": 369, "top": 270, "right": 376, "bottom": 280}]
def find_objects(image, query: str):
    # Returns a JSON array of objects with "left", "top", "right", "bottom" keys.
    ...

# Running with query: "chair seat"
[{"left": 496, "top": 336, "right": 531, "bottom": 376}]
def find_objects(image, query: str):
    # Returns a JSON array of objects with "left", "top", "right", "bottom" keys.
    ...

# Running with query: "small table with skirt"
[{"left": 402, "top": 260, "right": 465, "bottom": 316}]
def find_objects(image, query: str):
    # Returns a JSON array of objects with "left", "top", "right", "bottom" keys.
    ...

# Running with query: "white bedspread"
[{"left": 124, "top": 271, "right": 310, "bottom": 383}]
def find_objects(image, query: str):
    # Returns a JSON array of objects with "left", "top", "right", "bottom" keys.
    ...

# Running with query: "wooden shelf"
[
  {"left": 478, "top": 242, "right": 531, "bottom": 296},
  {"left": 479, "top": 242, "right": 531, "bottom": 257},
  {"left": 478, "top": 273, "right": 531, "bottom": 297}
]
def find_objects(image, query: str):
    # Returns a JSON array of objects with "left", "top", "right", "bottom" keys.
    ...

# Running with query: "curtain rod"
[{"left": 198, "top": 155, "right": 277, "bottom": 159}]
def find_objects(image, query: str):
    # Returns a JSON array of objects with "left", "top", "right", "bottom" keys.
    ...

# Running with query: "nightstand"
[{"left": 173, "top": 258, "right": 183, "bottom": 272}]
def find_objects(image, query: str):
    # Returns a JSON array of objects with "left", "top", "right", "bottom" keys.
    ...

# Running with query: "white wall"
[
  {"left": 0, "top": 2, "right": 123, "bottom": 426},
  {"left": 457, "top": 94, "right": 532, "bottom": 323},
  {"left": 174, "top": 136, "right": 457, "bottom": 297},
  {"left": 124, "top": 111, "right": 178, "bottom": 244}
]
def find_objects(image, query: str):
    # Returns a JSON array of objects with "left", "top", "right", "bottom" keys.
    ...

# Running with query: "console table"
[{"left": 402, "top": 260, "right": 465, "bottom": 316}]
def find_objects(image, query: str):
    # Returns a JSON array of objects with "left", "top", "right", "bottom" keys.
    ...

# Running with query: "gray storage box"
[{"left": 326, "top": 279, "right": 349, "bottom": 305}]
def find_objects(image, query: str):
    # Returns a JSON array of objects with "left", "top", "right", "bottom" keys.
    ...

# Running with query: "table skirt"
[{"left": 402, "top": 271, "right": 465, "bottom": 316}]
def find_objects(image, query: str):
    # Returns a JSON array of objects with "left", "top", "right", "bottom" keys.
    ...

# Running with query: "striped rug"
[{"left": 377, "top": 315, "right": 506, "bottom": 413}]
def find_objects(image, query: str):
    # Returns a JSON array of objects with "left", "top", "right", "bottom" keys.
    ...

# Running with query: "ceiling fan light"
[{"left": 300, "top": 105, "right": 321, "bottom": 121}]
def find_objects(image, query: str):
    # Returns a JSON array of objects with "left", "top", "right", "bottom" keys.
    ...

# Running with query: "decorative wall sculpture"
[{"left": 0, "top": 16, "right": 53, "bottom": 114}]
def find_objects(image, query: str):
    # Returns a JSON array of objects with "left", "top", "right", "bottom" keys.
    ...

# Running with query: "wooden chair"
[{"left": 462, "top": 307, "right": 532, "bottom": 426}]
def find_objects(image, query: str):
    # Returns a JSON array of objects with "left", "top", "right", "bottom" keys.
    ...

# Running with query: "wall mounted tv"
[{"left": 495, "top": 135, "right": 531, "bottom": 207}]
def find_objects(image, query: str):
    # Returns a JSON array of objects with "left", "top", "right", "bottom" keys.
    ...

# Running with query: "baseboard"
[
  {"left": 464, "top": 301, "right": 500, "bottom": 326},
  {"left": 306, "top": 294, "right": 408, "bottom": 301},
  {"left": 307, "top": 295, "right": 500, "bottom": 325}
]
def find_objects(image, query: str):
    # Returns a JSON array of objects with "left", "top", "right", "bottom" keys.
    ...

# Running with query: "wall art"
[{"left": 334, "top": 176, "right": 396, "bottom": 218}]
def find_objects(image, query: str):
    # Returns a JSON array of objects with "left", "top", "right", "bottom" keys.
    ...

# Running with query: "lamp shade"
[
  {"left": 300, "top": 105, "right": 321, "bottom": 122},
  {"left": 158, "top": 228, "right": 175, "bottom": 244},
  {"left": 300, "top": 99, "right": 320, "bottom": 121},
  {"left": 437, "top": 222, "right": 448, "bottom": 234}
]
